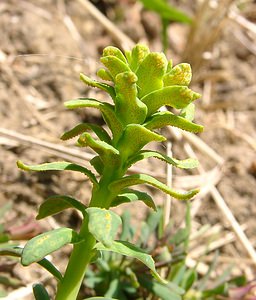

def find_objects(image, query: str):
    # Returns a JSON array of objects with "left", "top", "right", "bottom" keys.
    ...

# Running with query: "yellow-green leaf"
[
  {"left": 17, "top": 161, "right": 98, "bottom": 186},
  {"left": 109, "top": 174, "right": 199, "bottom": 200},
  {"left": 94, "top": 240, "right": 166, "bottom": 283},
  {"left": 87, "top": 208, "right": 122, "bottom": 248},
  {"left": 136, "top": 52, "right": 167, "bottom": 98},
  {"left": 141, "top": 86, "right": 201, "bottom": 116},
  {"left": 36, "top": 195, "right": 86, "bottom": 220},
  {"left": 21, "top": 228, "right": 80, "bottom": 266},
  {"left": 144, "top": 111, "right": 204, "bottom": 133}
]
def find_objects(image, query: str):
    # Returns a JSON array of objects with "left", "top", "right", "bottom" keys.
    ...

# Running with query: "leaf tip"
[{"left": 17, "top": 160, "right": 28, "bottom": 171}]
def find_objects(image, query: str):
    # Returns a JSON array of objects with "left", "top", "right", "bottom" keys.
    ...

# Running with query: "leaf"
[
  {"left": 104, "top": 278, "right": 119, "bottom": 298},
  {"left": 115, "top": 71, "right": 147, "bottom": 125},
  {"left": 77, "top": 132, "right": 120, "bottom": 167},
  {"left": 109, "top": 174, "right": 199, "bottom": 200},
  {"left": 120, "top": 211, "right": 132, "bottom": 241},
  {"left": 61, "top": 122, "right": 111, "bottom": 144},
  {"left": 139, "top": 0, "right": 191, "bottom": 23},
  {"left": 87, "top": 208, "right": 122, "bottom": 247},
  {"left": 117, "top": 124, "right": 166, "bottom": 161},
  {"left": 80, "top": 73, "right": 116, "bottom": 99},
  {"left": 90, "top": 156, "right": 104, "bottom": 175},
  {"left": 64, "top": 98, "right": 123, "bottom": 142},
  {"left": 136, "top": 52, "right": 167, "bottom": 98},
  {"left": 127, "top": 44, "right": 150, "bottom": 71},
  {"left": 103, "top": 46, "right": 127, "bottom": 63},
  {"left": 138, "top": 276, "right": 182, "bottom": 300},
  {"left": 36, "top": 195, "right": 87, "bottom": 220},
  {"left": 17, "top": 160, "right": 98, "bottom": 186},
  {"left": 169, "top": 228, "right": 189, "bottom": 246},
  {"left": 141, "top": 86, "right": 201, "bottom": 116},
  {"left": 163, "top": 63, "right": 192, "bottom": 86},
  {"left": 0, "top": 247, "right": 63, "bottom": 281},
  {"left": 21, "top": 228, "right": 80, "bottom": 266},
  {"left": 180, "top": 103, "right": 195, "bottom": 122},
  {"left": 144, "top": 110, "right": 204, "bottom": 133},
  {"left": 94, "top": 240, "right": 166, "bottom": 283},
  {"left": 169, "top": 263, "right": 187, "bottom": 285},
  {"left": 33, "top": 283, "right": 51, "bottom": 300},
  {"left": 97, "top": 68, "right": 113, "bottom": 81},
  {"left": 37, "top": 258, "right": 63, "bottom": 282},
  {"left": 180, "top": 269, "right": 197, "bottom": 291},
  {"left": 202, "top": 283, "right": 228, "bottom": 298},
  {"left": 100, "top": 56, "right": 130, "bottom": 80},
  {"left": 111, "top": 188, "right": 156, "bottom": 210},
  {"left": 128, "top": 150, "right": 199, "bottom": 169}
]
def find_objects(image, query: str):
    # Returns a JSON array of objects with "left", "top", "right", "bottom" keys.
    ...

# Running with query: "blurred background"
[{"left": 0, "top": 0, "right": 255, "bottom": 298}]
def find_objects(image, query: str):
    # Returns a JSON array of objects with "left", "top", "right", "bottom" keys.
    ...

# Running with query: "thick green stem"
[
  {"left": 55, "top": 217, "right": 95, "bottom": 300},
  {"left": 55, "top": 169, "right": 122, "bottom": 300}
]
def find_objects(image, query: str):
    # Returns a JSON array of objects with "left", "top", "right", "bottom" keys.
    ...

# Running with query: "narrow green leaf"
[
  {"left": 90, "top": 156, "right": 104, "bottom": 175},
  {"left": 97, "top": 68, "right": 113, "bottom": 81},
  {"left": 128, "top": 44, "right": 150, "bottom": 71},
  {"left": 21, "top": 228, "right": 80, "bottom": 266},
  {"left": 117, "top": 124, "right": 166, "bottom": 161},
  {"left": 87, "top": 208, "right": 122, "bottom": 248},
  {"left": 37, "top": 259, "right": 63, "bottom": 282},
  {"left": 64, "top": 98, "right": 123, "bottom": 142},
  {"left": 198, "top": 251, "right": 219, "bottom": 291},
  {"left": 201, "top": 283, "right": 228, "bottom": 297},
  {"left": 111, "top": 188, "right": 156, "bottom": 210},
  {"left": 144, "top": 110, "right": 203, "bottom": 133},
  {"left": 136, "top": 52, "right": 167, "bottom": 98},
  {"left": 138, "top": 276, "right": 182, "bottom": 300},
  {"left": 141, "top": 86, "right": 201, "bottom": 116},
  {"left": 100, "top": 56, "right": 130, "bottom": 80},
  {"left": 139, "top": 0, "right": 191, "bottom": 23},
  {"left": 77, "top": 132, "right": 120, "bottom": 166},
  {"left": 169, "top": 263, "right": 187, "bottom": 285},
  {"left": 169, "top": 228, "right": 189, "bottom": 246},
  {"left": 103, "top": 46, "right": 127, "bottom": 63},
  {"left": 36, "top": 195, "right": 87, "bottom": 220},
  {"left": 94, "top": 240, "right": 166, "bottom": 283},
  {"left": 125, "top": 267, "right": 140, "bottom": 288},
  {"left": 163, "top": 63, "right": 192, "bottom": 86},
  {"left": 128, "top": 150, "right": 199, "bottom": 169},
  {"left": 120, "top": 211, "right": 132, "bottom": 241},
  {"left": 181, "top": 269, "right": 197, "bottom": 291},
  {"left": 61, "top": 122, "right": 111, "bottom": 144},
  {"left": 17, "top": 160, "right": 98, "bottom": 186},
  {"left": 104, "top": 278, "right": 119, "bottom": 298},
  {"left": 0, "top": 247, "right": 23, "bottom": 257},
  {"left": 33, "top": 283, "right": 50, "bottom": 300},
  {"left": 0, "top": 247, "right": 63, "bottom": 281},
  {"left": 109, "top": 174, "right": 199, "bottom": 200},
  {"left": 80, "top": 73, "right": 116, "bottom": 99},
  {"left": 115, "top": 71, "right": 147, "bottom": 125}
]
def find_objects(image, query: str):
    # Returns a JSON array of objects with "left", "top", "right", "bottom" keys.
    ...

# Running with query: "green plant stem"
[
  {"left": 55, "top": 217, "right": 95, "bottom": 300},
  {"left": 55, "top": 169, "right": 122, "bottom": 300}
]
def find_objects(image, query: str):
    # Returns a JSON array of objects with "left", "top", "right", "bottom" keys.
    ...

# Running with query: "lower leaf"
[
  {"left": 33, "top": 283, "right": 51, "bottom": 300},
  {"left": 21, "top": 228, "right": 80, "bottom": 266},
  {"left": 94, "top": 240, "right": 166, "bottom": 284}
]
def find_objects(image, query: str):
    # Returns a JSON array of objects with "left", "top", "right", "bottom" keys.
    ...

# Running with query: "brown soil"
[{"left": 0, "top": 0, "right": 255, "bottom": 299}]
